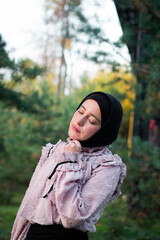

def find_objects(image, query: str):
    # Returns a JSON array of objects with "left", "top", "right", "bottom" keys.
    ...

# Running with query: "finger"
[
  {"left": 72, "top": 140, "right": 82, "bottom": 152},
  {"left": 72, "top": 140, "right": 81, "bottom": 147}
]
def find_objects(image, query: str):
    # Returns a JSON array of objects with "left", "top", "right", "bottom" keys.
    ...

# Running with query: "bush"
[{"left": 0, "top": 206, "right": 18, "bottom": 240}]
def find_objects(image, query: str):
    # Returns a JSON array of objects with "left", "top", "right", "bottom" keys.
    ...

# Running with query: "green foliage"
[
  {"left": 12, "top": 58, "right": 46, "bottom": 83},
  {"left": 0, "top": 34, "right": 46, "bottom": 114},
  {"left": 0, "top": 83, "right": 40, "bottom": 114},
  {"left": 126, "top": 137, "right": 160, "bottom": 224},
  {"left": 0, "top": 105, "right": 39, "bottom": 205},
  {"left": 113, "top": 0, "right": 160, "bottom": 140},
  {"left": 89, "top": 198, "right": 160, "bottom": 240},
  {"left": 0, "top": 79, "right": 77, "bottom": 205},
  {"left": 0, "top": 206, "right": 18, "bottom": 240},
  {"left": 0, "top": 35, "right": 15, "bottom": 70}
]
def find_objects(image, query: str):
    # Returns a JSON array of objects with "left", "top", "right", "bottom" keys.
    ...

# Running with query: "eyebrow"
[{"left": 80, "top": 105, "right": 101, "bottom": 123}]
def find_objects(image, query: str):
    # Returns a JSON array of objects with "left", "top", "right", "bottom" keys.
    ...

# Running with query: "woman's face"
[{"left": 68, "top": 99, "right": 101, "bottom": 142}]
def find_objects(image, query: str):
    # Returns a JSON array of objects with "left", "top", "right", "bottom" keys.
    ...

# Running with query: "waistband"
[{"left": 26, "top": 223, "right": 88, "bottom": 240}]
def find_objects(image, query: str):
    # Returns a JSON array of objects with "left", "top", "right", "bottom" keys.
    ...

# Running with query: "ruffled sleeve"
[
  {"left": 53, "top": 151, "right": 83, "bottom": 170},
  {"left": 55, "top": 153, "right": 125, "bottom": 229},
  {"left": 91, "top": 153, "right": 127, "bottom": 202},
  {"left": 39, "top": 143, "right": 54, "bottom": 166},
  {"left": 11, "top": 216, "right": 31, "bottom": 240},
  {"left": 27, "top": 143, "right": 54, "bottom": 188}
]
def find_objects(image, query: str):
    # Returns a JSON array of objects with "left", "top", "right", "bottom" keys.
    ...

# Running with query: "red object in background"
[{"left": 149, "top": 119, "right": 156, "bottom": 130}]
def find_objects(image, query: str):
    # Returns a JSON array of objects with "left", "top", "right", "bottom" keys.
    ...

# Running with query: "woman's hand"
[{"left": 60, "top": 140, "right": 82, "bottom": 153}]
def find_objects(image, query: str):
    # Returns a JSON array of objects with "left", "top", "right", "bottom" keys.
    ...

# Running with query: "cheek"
[
  {"left": 86, "top": 125, "right": 100, "bottom": 136},
  {"left": 68, "top": 113, "right": 77, "bottom": 131},
  {"left": 69, "top": 115, "right": 75, "bottom": 128},
  {"left": 70, "top": 112, "right": 77, "bottom": 122}
]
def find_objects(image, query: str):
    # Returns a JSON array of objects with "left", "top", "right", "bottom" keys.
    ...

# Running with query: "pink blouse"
[{"left": 11, "top": 139, "right": 126, "bottom": 240}]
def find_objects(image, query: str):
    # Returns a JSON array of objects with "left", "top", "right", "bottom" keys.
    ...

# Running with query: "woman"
[{"left": 11, "top": 91, "right": 126, "bottom": 240}]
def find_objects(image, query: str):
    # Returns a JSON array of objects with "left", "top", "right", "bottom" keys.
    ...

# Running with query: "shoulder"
[
  {"left": 39, "top": 140, "right": 63, "bottom": 165},
  {"left": 90, "top": 150, "right": 126, "bottom": 201},
  {"left": 90, "top": 148, "right": 126, "bottom": 178}
]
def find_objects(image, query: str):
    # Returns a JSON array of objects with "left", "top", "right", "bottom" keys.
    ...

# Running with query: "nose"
[{"left": 77, "top": 116, "right": 86, "bottom": 126}]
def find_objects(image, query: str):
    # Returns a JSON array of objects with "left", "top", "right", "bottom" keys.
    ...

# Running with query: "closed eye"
[
  {"left": 78, "top": 110, "right": 83, "bottom": 114},
  {"left": 89, "top": 121, "right": 96, "bottom": 125}
]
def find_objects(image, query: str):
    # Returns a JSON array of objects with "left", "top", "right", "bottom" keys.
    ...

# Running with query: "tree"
[
  {"left": 113, "top": 0, "right": 160, "bottom": 145},
  {"left": 0, "top": 34, "right": 15, "bottom": 70},
  {"left": 42, "top": 0, "right": 82, "bottom": 102},
  {"left": 94, "top": 68, "right": 136, "bottom": 138},
  {"left": 110, "top": 2, "right": 160, "bottom": 232},
  {"left": 0, "top": 35, "right": 46, "bottom": 113}
]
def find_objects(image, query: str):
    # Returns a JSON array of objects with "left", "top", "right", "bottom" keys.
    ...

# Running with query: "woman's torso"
[{"left": 16, "top": 139, "right": 126, "bottom": 233}]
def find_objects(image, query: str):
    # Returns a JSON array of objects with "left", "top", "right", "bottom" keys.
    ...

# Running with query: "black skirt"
[{"left": 25, "top": 223, "right": 88, "bottom": 240}]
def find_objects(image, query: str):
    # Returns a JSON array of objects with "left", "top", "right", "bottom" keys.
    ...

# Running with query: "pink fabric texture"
[{"left": 11, "top": 139, "right": 126, "bottom": 240}]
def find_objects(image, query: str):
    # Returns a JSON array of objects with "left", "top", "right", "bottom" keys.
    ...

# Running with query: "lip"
[{"left": 72, "top": 124, "right": 80, "bottom": 133}]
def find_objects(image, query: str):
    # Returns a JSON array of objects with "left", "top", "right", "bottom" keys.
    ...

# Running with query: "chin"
[
  {"left": 68, "top": 130, "right": 80, "bottom": 141},
  {"left": 68, "top": 130, "right": 76, "bottom": 140}
]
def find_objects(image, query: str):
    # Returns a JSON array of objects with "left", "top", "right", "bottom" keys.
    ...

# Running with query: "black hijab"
[{"left": 75, "top": 91, "right": 123, "bottom": 148}]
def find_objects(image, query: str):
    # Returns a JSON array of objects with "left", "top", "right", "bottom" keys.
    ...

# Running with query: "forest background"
[{"left": 0, "top": 0, "right": 160, "bottom": 239}]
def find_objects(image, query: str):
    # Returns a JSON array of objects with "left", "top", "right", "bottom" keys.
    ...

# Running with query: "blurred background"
[{"left": 0, "top": 0, "right": 160, "bottom": 239}]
